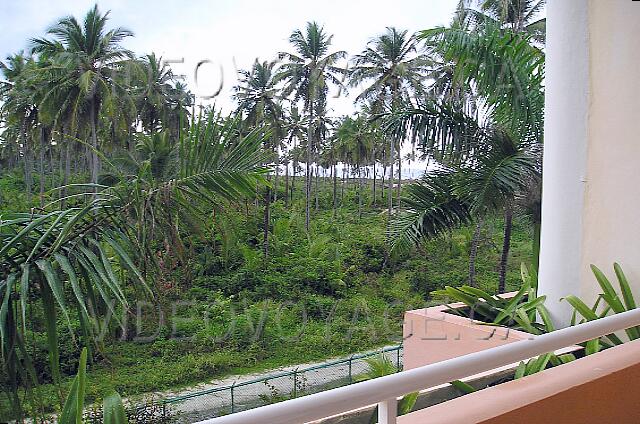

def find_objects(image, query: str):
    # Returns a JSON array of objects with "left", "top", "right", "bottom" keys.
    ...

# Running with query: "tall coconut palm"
[
  {"left": 388, "top": 21, "right": 544, "bottom": 290},
  {"left": 31, "top": 4, "right": 135, "bottom": 186},
  {"left": 283, "top": 106, "right": 307, "bottom": 205},
  {"left": 0, "top": 54, "right": 40, "bottom": 202},
  {"left": 165, "top": 80, "right": 194, "bottom": 140},
  {"left": 278, "top": 21, "right": 346, "bottom": 231},
  {"left": 336, "top": 115, "right": 375, "bottom": 218},
  {"left": 349, "top": 27, "right": 429, "bottom": 217},
  {"left": 234, "top": 59, "right": 284, "bottom": 261},
  {"left": 389, "top": 112, "right": 540, "bottom": 289},
  {"left": 134, "top": 53, "right": 176, "bottom": 134},
  {"left": 458, "top": 0, "right": 546, "bottom": 42}
]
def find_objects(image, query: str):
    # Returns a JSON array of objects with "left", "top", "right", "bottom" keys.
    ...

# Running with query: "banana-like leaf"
[
  {"left": 614, "top": 263, "right": 636, "bottom": 310},
  {"left": 450, "top": 379, "right": 476, "bottom": 394},
  {"left": 36, "top": 259, "right": 73, "bottom": 331},
  {"left": 0, "top": 274, "right": 17, "bottom": 351},
  {"left": 20, "top": 264, "right": 30, "bottom": 334},
  {"left": 398, "top": 392, "right": 419, "bottom": 416},
  {"left": 563, "top": 295, "right": 624, "bottom": 345},
  {"left": 58, "top": 347, "right": 87, "bottom": 424},
  {"left": 585, "top": 339, "right": 601, "bottom": 355},
  {"left": 103, "top": 393, "right": 129, "bottom": 424}
]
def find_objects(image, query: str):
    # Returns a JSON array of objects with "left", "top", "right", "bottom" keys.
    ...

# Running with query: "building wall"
[
  {"left": 579, "top": 0, "right": 640, "bottom": 309},
  {"left": 538, "top": 0, "right": 640, "bottom": 326}
]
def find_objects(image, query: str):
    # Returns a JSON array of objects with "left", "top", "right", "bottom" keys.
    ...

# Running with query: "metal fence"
[{"left": 161, "top": 345, "right": 403, "bottom": 423}]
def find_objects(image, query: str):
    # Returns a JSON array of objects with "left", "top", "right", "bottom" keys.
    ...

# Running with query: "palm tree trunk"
[
  {"left": 333, "top": 162, "right": 338, "bottom": 217},
  {"left": 372, "top": 149, "right": 377, "bottom": 206},
  {"left": 387, "top": 144, "right": 394, "bottom": 218},
  {"left": 39, "top": 126, "right": 46, "bottom": 207},
  {"left": 21, "top": 118, "right": 32, "bottom": 202},
  {"left": 274, "top": 147, "right": 279, "bottom": 203},
  {"left": 305, "top": 109, "right": 313, "bottom": 232},
  {"left": 358, "top": 165, "right": 363, "bottom": 219},
  {"left": 341, "top": 166, "right": 345, "bottom": 203},
  {"left": 90, "top": 97, "right": 99, "bottom": 187},
  {"left": 284, "top": 159, "right": 290, "bottom": 208},
  {"left": 388, "top": 84, "right": 399, "bottom": 219},
  {"left": 532, "top": 220, "right": 541, "bottom": 273},
  {"left": 263, "top": 179, "right": 271, "bottom": 265},
  {"left": 397, "top": 152, "right": 402, "bottom": 207},
  {"left": 469, "top": 216, "right": 485, "bottom": 287},
  {"left": 498, "top": 204, "right": 514, "bottom": 293},
  {"left": 380, "top": 150, "right": 386, "bottom": 206},
  {"left": 291, "top": 136, "right": 297, "bottom": 204},
  {"left": 60, "top": 123, "right": 70, "bottom": 206},
  {"left": 315, "top": 164, "right": 319, "bottom": 211}
]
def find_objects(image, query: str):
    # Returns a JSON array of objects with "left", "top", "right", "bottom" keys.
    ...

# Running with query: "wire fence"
[{"left": 160, "top": 345, "right": 403, "bottom": 423}]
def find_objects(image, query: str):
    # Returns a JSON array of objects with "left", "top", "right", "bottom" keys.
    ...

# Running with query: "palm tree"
[
  {"left": 283, "top": 106, "right": 307, "bottom": 205},
  {"left": 165, "top": 80, "right": 194, "bottom": 140},
  {"left": 234, "top": 59, "right": 284, "bottom": 261},
  {"left": 390, "top": 117, "right": 540, "bottom": 289},
  {"left": 458, "top": 0, "right": 546, "bottom": 43},
  {"left": 349, "top": 27, "right": 429, "bottom": 217},
  {"left": 388, "top": 21, "right": 544, "bottom": 290},
  {"left": 0, "top": 54, "right": 39, "bottom": 202},
  {"left": 336, "top": 115, "right": 374, "bottom": 218},
  {"left": 31, "top": 4, "right": 135, "bottom": 186},
  {"left": 134, "top": 53, "right": 176, "bottom": 134},
  {"left": 278, "top": 21, "right": 346, "bottom": 231}
]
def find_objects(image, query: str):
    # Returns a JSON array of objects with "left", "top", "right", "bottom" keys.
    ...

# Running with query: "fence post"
[
  {"left": 231, "top": 381, "right": 236, "bottom": 414},
  {"left": 396, "top": 345, "right": 401, "bottom": 372},
  {"left": 293, "top": 368, "right": 298, "bottom": 398},
  {"left": 348, "top": 354, "right": 354, "bottom": 384},
  {"left": 162, "top": 401, "right": 167, "bottom": 420}
]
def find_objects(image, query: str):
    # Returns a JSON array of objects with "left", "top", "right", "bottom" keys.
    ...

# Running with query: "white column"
[
  {"left": 538, "top": 0, "right": 590, "bottom": 327},
  {"left": 539, "top": 0, "right": 640, "bottom": 327}
]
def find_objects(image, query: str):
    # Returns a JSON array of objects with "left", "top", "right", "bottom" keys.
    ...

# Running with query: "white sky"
[
  {"left": 1, "top": 0, "right": 457, "bottom": 115},
  {"left": 1, "top": 0, "right": 459, "bottom": 177}
]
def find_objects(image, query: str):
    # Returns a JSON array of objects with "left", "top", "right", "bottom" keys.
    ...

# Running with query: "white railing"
[{"left": 196, "top": 308, "right": 640, "bottom": 424}]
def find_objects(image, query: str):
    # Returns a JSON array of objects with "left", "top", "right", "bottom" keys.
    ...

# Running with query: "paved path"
[{"left": 158, "top": 345, "right": 403, "bottom": 423}]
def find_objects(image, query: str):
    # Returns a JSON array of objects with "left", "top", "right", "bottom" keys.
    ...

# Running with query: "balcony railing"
[{"left": 195, "top": 307, "right": 640, "bottom": 424}]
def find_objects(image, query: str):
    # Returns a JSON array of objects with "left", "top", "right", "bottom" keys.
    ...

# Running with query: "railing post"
[
  {"left": 378, "top": 399, "right": 397, "bottom": 424},
  {"left": 396, "top": 345, "right": 401, "bottom": 372},
  {"left": 230, "top": 382, "right": 236, "bottom": 414},
  {"left": 293, "top": 368, "right": 298, "bottom": 398}
]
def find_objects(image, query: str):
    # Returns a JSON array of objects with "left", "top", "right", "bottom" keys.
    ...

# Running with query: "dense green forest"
[{"left": 0, "top": 0, "right": 545, "bottom": 420}]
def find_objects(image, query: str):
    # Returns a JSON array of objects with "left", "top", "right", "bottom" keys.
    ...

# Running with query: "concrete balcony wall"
[
  {"left": 403, "top": 303, "right": 531, "bottom": 370},
  {"left": 398, "top": 338, "right": 640, "bottom": 424}
]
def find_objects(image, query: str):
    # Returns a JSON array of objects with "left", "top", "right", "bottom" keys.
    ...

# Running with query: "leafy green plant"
[
  {"left": 451, "top": 351, "right": 576, "bottom": 395},
  {"left": 59, "top": 347, "right": 128, "bottom": 424},
  {"left": 433, "top": 263, "right": 554, "bottom": 335},
  {"left": 450, "top": 262, "right": 640, "bottom": 397},
  {"left": 564, "top": 263, "right": 640, "bottom": 349}
]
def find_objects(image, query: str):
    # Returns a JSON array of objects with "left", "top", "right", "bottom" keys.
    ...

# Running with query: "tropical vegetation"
[{"left": 0, "top": 1, "right": 551, "bottom": 421}]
